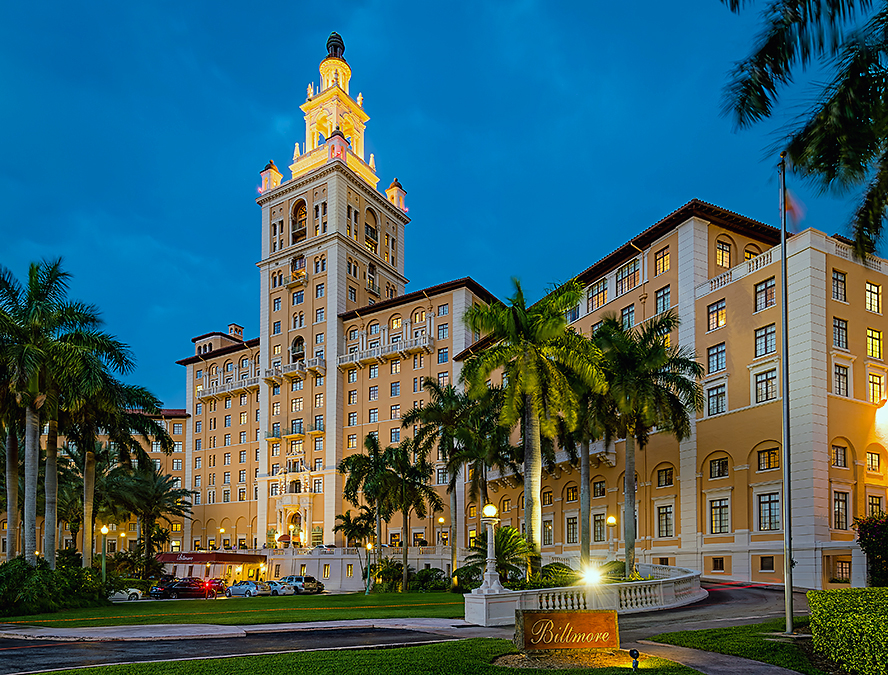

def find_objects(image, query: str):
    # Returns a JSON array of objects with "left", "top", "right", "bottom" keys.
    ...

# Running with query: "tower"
[{"left": 254, "top": 33, "right": 410, "bottom": 546}]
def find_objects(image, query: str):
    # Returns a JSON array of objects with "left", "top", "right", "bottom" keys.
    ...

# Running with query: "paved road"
[{"left": 0, "top": 582, "right": 808, "bottom": 675}]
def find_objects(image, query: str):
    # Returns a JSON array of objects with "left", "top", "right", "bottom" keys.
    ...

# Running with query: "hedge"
[{"left": 807, "top": 588, "right": 888, "bottom": 675}]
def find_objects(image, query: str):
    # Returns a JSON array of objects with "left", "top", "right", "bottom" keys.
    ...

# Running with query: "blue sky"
[{"left": 0, "top": 1, "right": 861, "bottom": 407}]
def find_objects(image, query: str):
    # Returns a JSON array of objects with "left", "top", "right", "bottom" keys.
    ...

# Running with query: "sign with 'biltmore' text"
[{"left": 519, "top": 610, "right": 619, "bottom": 651}]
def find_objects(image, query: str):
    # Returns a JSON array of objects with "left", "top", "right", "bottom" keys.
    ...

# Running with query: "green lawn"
[
  {"left": 39, "top": 638, "right": 704, "bottom": 675},
  {"left": 652, "top": 617, "right": 826, "bottom": 675},
  {"left": 2, "top": 592, "right": 464, "bottom": 628}
]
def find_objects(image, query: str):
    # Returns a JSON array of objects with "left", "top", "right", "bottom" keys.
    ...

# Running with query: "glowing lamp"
[
  {"left": 101, "top": 525, "right": 109, "bottom": 535},
  {"left": 583, "top": 568, "right": 601, "bottom": 585},
  {"left": 219, "top": 528, "right": 225, "bottom": 534},
  {"left": 438, "top": 517, "right": 445, "bottom": 524},
  {"left": 120, "top": 532, "right": 126, "bottom": 537},
  {"left": 606, "top": 516, "right": 617, "bottom": 527},
  {"left": 34, "top": 551, "right": 39, "bottom": 556},
  {"left": 482, "top": 503, "right": 498, "bottom": 518},
  {"left": 366, "top": 542, "right": 373, "bottom": 550}
]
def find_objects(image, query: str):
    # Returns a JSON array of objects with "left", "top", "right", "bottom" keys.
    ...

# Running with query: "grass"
[
  {"left": 652, "top": 616, "right": 828, "bottom": 675},
  {"left": 1, "top": 592, "right": 464, "bottom": 628},
  {"left": 37, "top": 638, "right": 704, "bottom": 675}
]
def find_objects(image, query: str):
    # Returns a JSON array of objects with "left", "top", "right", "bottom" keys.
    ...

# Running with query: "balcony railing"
[
  {"left": 337, "top": 335, "right": 435, "bottom": 368},
  {"left": 282, "top": 361, "right": 306, "bottom": 379},
  {"left": 696, "top": 248, "right": 778, "bottom": 298},
  {"left": 305, "top": 357, "right": 326, "bottom": 374},
  {"left": 308, "top": 422, "right": 325, "bottom": 434},
  {"left": 367, "top": 281, "right": 380, "bottom": 296},
  {"left": 266, "top": 430, "right": 281, "bottom": 439},
  {"left": 285, "top": 269, "right": 307, "bottom": 287},
  {"left": 195, "top": 376, "right": 260, "bottom": 399}
]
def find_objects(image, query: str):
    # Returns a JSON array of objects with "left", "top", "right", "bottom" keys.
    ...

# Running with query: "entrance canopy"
[{"left": 156, "top": 551, "right": 266, "bottom": 565}]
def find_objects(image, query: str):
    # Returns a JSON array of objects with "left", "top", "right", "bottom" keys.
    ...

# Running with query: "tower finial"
[{"left": 326, "top": 32, "right": 345, "bottom": 59}]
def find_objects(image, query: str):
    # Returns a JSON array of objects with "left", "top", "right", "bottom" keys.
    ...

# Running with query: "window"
[
  {"left": 390, "top": 428, "right": 400, "bottom": 443},
  {"left": 348, "top": 390, "right": 357, "bottom": 405},
  {"left": 438, "top": 372, "right": 449, "bottom": 387},
  {"left": 223, "top": 472, "right": 231, "bottom": 484},
  {"left": 239, "top": 450, "right": 246, "bottom": 463},
  {"left": 173, "top": 423, "right": 183, "bottom": 435},
  {"left": 313, "top": 478, "right": 323, "bottom": 493},
  {"left": 832, "top": 445, "right": 848, "bottom": 467},
  {"left": 566, "top": 517, "right": 578, "bottom": 544},
  {"left": 867, "top": 451, "right": 881, "bottom": 472},
  {"left": 760, "top": 555, "right": 775, "bottom": 571},
  {"left": 866, "top": 282, "right": 882, "bottom": 313},
  {"left": 869, "top": 372, "right": 884, "bottom": 403},
  {"left": 657, "top": 505, "right": 673, "bottom": 537},
  {"left": 593, "top": 514, "right": 605, "bottom": 542},
  {"left": 437, "top": 467, "right": 447, "bottom": 484},
  {"left": 315, "top": 283, "right": 324, "bottom": 299},
  {"left": 657, "top": 467, "right": 674, "bottom": 487},
  {"left": 223, "top": 453, "right": 231, "bottom": 465},
  {"left": 834, "top": 365, "right": 849, "bottom": 396},
  {"left": 621, "top": 304, "right": 635, "bottom": 330},
  {"left": 369, "top": 408, "right": 378, "bottom": 423},
  {"left": 593, "top": 480, "right": 606, "bottom": 498},
  {"left": 615, "top": 260, "right": 640, "bottom": 295},
  {"left": 712, "top": 557, "right": 725, "bottom": 571},
  {"left": 758, "top": 493, "right": 780, "bottom": 530},
  {"left": 543, "top": 520, "right": 553, "bottom": 546},
  {"left": 438, "top": 303, "right": 449, "bottom": 316},
  {"left": 392, "top": 316, "right": 403, "bottom": 330},
  {"left": 655, "top": 247, "right": 670, "bottom": 275},
  {"left": 390, "top": 382, "right": 400, "bottom": 397},
  {"left": 833, "top": 318, "right": 848, "bottom": 349},
  {"left": 868, "top": 328, "right": 882, "bottom": 359},
  {"left": 834, "top": 492, "right": 849, "bottom": 529},
  {"left": 390, "top": 359, "right": 401, "bottom": 375},
  {"left": 716, "top": 240, "right": 731, "bottom": 268},
  {"left": 755, "top": 324, "right": 776, "bottom": 357},
  {"left": 348, "top": 369, "right": 357, "bottom": 383},
  {"left": 239, "top": 469, "right": 246, "bottom": 483},
  {"left": 566, "top": 485, "right": 578, "bottom": 502},
  {"left": 758, "top": 448, "right": 780, "bottom": 470},
  {"left": 541, "top": 490, "right": 553, "bottom": 506},
  {"left": 589, "top": 279, "right": 607, "bottom": 311},
  {"left": 869, "top": 495, "right": 884, "bottom": 516},
  {"left": 293, "top": 290, "right": 304, "bottom": 305},
  {"left": 369, "top": 364, "right": 378, "bottom": 379},
  {"left": 710, "top": 499, "right": 730, "bottom": 533},
  {"left": 273, "top": 321, "right": 281, "bottom": 335},
  {"left": 708, "top": 300, "right": 726, "bottom": 331},
  {"left": 369, "top": 386, "right": 378, "bottom": 401},
  {"left": 314, "top": 393, "right": 323, "bottom": 408},
  {"left": 655, "top": 286, "right": 670, "bottom": 314},
  {"left": 315, "top": 309, "right": 325, "bottom": 323},
  {"left": 708, "top": 343, "right": 726, "bottom": 373},
  {"left": 755, "top": 370, "right": 777, "bottom": 402},
  {"left": 347, "top": 411, "right": 357, "bottom": 426},
  {"left": 468, "top": 504, "right": 477, "bottom": 518},
  {"left": 754, "top": 277, "right": 776, "bottom": 311},
  {"left": 710, "top": 458, "right": 729, "bottom": 478},
  {"left": 437, "top": 324, "right": 449, "bottom": 340},
  {"left": 437, "top": 348, "right": 448, "bottom": 364},
  {"left": 273, "top": 297, "right": 281, "bottom": 312},
  {"left": 833, "top": 270, "right": 846, "bottom": 301}
]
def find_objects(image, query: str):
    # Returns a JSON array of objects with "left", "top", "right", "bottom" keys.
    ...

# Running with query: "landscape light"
[
  {"left": 482, "top": 503, "right": 498, "bottom": 518},
  {"left": 101, "top": 525, "right": 109, "bottom": 535},
  {"left": 606, "top": 515, "right": 617, "bottom": 527},
  {"left": 583, "top": 568, "right": 601, "bottom": 585}
]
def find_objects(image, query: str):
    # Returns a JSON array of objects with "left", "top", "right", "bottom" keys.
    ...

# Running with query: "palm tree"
[
  {"left": 338, "top": 433, "right": 395, "bottom": 588},
  {"left": 333, "top": 507, "right": 375, "bottom": 579},
  {"left": 383, "top": 438, "right": 443, "bottom": 592},
  {"left": 457, "top": 526, "right": 533, "bottom": 583},
  {"left": 462, "top": 279, "right": 603, "bottom": 576},
  {"left": 723, "top": 1, "right": 888, "bottom": 256},
  {"left": 0, "top": 259, "right": 131, "bottom": 568},
  {"left": 0, "top": 359, "right": 22, "bottom": 561},
  {"left": 595, "top": 310, "right": 703, "bottom": 577},
  {"left": 401, "top": 380, "right": 476, "bottom": 588},
  {"left": 118, "top": 463, "right": 193, "bottom": 578}
]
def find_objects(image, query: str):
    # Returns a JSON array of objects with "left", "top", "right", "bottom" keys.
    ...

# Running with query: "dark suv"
[{"left": 149, "top": 577, "right": 221, "bottom": 599}]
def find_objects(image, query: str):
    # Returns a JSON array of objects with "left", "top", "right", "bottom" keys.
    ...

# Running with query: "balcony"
[
  {"left": 336, "top": 335, "right": 435, "bottom": 369},
  {"left": 266, "top": 430, "right": 282, "bottom": 440},
  {"left": 305, "top": 357, "right": 326, "bottom": 375},
  {"left": 308, "top": 422, "right": 325, "bottom": 435},
  {"left": 264, "top": 367, "right": 283, "bottom": 384},
  {"left": 285, "top": 270, "right": 307, "bottom": 288},
  {"left": 282, "top": 361, "right": 306, "bottom": 380},
  {"left": 194, "top": 376, "right": 260, "bottom": 399},
  {"left": 367, "top": 281, "right": 380, "bottom": 296},
  {"left": 284, "top": 424, "right": 305, "bottom": 439}
]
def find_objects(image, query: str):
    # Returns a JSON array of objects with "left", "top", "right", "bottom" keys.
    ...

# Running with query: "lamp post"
[
  {"left": 472, "top": 504, "right": 505, "bottom": 594},
  {"left": 606, "top": 515, "right": 617, "bottom": 562},
  {"left": 289, "top": 524, "right": 295, "bottom": 549},
  {"left": 365, "top": 542, "right": 373, "bottom": 595},
  {"left": 100, "top": 525, "right": 109, "bottom": 582}
]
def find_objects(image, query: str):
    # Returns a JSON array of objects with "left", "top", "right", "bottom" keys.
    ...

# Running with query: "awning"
[
  {"left": 277, "top": 534, "right": 291, "bottom": 542},
  {"left": 156, "top": 552, "right": 267, "bottom": 564}
]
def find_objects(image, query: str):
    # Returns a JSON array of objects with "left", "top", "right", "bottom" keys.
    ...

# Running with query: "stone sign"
[{"left": 516, "top": 609, "right": 619, "bottom": 651}]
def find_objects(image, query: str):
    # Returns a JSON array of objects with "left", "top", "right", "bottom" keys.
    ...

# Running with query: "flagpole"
[{"left": 779, "top": 151, "right": 794, "bottom": 634}]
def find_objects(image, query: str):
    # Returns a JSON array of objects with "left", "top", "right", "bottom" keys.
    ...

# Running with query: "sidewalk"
[{"left": 0, "top": 618, "right": 807, "bottom": 675}]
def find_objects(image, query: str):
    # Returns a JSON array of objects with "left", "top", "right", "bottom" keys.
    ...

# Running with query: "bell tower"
[{"left": 290, "top": 32, "right": 377, "bottom": 187}]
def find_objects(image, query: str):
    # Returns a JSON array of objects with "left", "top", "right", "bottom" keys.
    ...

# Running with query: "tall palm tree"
[
  {"left": 332, "top": 507, "right": 375, "bottom": 579},
  {"left": 338, "top": 433, "right": 395, "bottom": 588},
  {"left": 722, "top": 0, "right": 888, "bottom": 256},
  {"left": 383, "top": 438, "right": 443, "bottom": 592},
  {"left": 0, "top": 359, "right": 22, "bottom": 561},
  {"left": 462, "top": 279, "right": 603, "bottom": 576},
  {"left": 0, "top": 259, "right": 131, "bottom": 567},
  {"left": 401, "top": 380, "right": 476, "bottom": 588},
  {"left": 595, "top": 310, "right": 703, "bottom": 577}
]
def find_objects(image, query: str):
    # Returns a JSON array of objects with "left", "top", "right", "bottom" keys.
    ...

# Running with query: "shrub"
[
  {"left": 854, "top": 512, "right": 888, "bottom": 586},
  {"left": 412, "top": 567, "right": 448, "bottom": 592},
  {"left": 0, "top": 555, "right": 115, "bottom": 617},
  {"left": 808, "top": 588, "right": 888, "bottom": 675}
]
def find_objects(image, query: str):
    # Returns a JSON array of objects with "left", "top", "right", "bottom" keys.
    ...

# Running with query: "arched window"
[
  {"left": 413, "top": 309, "right": 426, "bottom": 323},
  {"left": 391, "top": 316, "right": 402, "bottom": 330},
  {"left": 240, "top": 358, "right": 248, "bottom": 368},
  {"left": 291, "top": 202, "right": 307, "bottom": 244},
  {"left": 368, "top": 322, "right": 380, "bottom": 335},
  {"left": 224, "top": 362, "right": 233, "bottom": 372},
  {"left": 716, "top": 238, "right": 732, "bottom": 268},
  {"left": 291, "top": 337, "right": 305, "bottom": 360},
  {"left": 365, "top": 211, "right": 378, "bottom": 254},
  {"left": 745, "top": 245, "right": 761, "bottom": 261}
]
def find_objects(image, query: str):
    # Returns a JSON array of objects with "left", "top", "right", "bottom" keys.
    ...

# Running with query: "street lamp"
[
  {"left": 606, "top": 515, "right": 617, "bottom": 562},
  {"left": 365, "top": 542, "right": 373, "bottom": 595},
  {"left": 100, "top": 525, "right": 109, "bottom": 582},
  {"left": 289, "top": 524, "right": 295, "bottom": 548},
  {"left": 472, "top": 504, "right": 505, "bottom": 594}
]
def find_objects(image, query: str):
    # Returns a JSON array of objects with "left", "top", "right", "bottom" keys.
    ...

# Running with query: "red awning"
[
  {"left": 277, "top": 534, "right": 291, "bottom": 542},
  {"left": 156, "top": 551, "right": 267, "bottom": 564}
]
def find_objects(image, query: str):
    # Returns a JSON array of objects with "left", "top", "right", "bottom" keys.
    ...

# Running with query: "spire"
[{"left": 326, "top": 32, "right": 345, "bottom": 60}]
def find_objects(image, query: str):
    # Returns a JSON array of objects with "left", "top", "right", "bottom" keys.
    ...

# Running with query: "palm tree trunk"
[
  {"left": 579, "top": 439, "right": 590, "bottom": 570},
  {"left": 449, "top": 486, "right": 458, "bottom": 590},
  {"left": 373, "top": 504, "right": 382, "bottom": 592},
  {"left": 402, "top": 507, "right": 409, "bottom": 592},
  {"left": 481, "top": 464, "right": 488, "bottom": 508},
  {"left": 143, "top": 518, "right": 155, "bottom": 579},
  {"left": 82, "top": 447, "right": 96, "bottom": 568},
  {"left": 5, "top": 427, "right": 20, "bottom": 561},
  {"left": 44, "top": 410, "right": 59, "bottom": 569},
  {"left": 23, "top": 405, "right": 39, "bottom": 565},
  {"left": 524, "top": 395, "right": 542, "bottom": 578},
  {"left": 624, "top": 434, "right": 637, "bottom": 578}
]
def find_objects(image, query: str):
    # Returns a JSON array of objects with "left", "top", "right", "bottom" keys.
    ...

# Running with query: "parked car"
[
  {"left": 109, "top": 588, "right": 142, "bottom": 601},
  {"left": 204, "top": 578, "right": 228, "bottom": 596},
  {"left": 315, "top": 580, "right": 325, "bottom": 593},
  {"left": 225, "top": 580, "right": 271, "bottom": 597},
  {"left": 279, "top": 575, "right": 319, "bottom": 594},
  {"left": 149, "top": 578, "right": 219, "bottom": 599},
  {"left": 314, "top": 544, "right": 336, "bottom": 551},
  {"left": 266, "top": 580, "right": 295, "bottom": 596}
]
